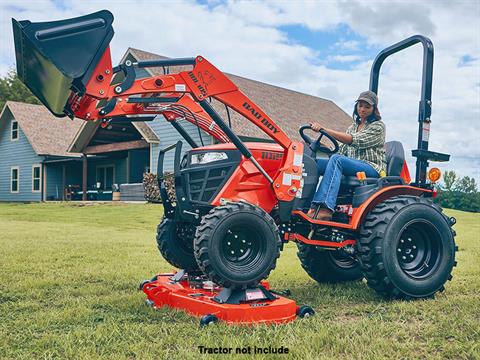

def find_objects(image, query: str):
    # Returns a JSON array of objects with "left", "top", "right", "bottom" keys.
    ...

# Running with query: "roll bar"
[{"left": 369, "top": 35, "right": 449, "bottom": 185}]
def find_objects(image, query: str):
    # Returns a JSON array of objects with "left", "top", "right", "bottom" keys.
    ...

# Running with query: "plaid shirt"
[{"left": 338, "top": 120, "right": 387, "bottom": 173}]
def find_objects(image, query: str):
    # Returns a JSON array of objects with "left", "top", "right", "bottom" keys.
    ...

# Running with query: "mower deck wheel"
[
  {"left": 200, "top": 314, "right": 219, "bottom": 327},
  {"left": 297, "top": 305, "right": 315, "bottom": 318},
  {"left": 139, "top": 280, "right": 151, "bottom": 291},
  {"left": 138, "top": 275, "right": 159, "bottom": 291}
]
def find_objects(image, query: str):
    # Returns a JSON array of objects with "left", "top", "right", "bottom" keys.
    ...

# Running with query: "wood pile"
[{"left": 143, "top": 172, "right": 176, "bottom": 203}]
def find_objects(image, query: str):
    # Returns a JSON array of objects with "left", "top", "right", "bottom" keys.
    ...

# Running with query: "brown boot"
[
  {"left": 306, "top": 208, "right": 316, "bottom": 217},
  {"left": 308, "top": 207, "right": 333, "bottom": 221}
]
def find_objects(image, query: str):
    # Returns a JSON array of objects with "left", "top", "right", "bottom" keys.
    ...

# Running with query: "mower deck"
[{"left": 142, "top": 273, "right": 300, "bottom": 325}]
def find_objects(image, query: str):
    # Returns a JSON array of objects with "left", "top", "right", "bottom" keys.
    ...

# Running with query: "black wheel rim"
[
  {"left": 220, "top": 225, "right": 266, "bottom": 272},
  {"left": 396, "top": 220, "right": 442, "bottom": 279},
  {"left": 328, "top": 251, "right": 357, "bottom": 269}
]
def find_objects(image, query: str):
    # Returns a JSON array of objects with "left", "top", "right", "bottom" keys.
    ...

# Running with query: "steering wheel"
[{"left": 299, "top": 124, "right": 339, "bottom": 154}]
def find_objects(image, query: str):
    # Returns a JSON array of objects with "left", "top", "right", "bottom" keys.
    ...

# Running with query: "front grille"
[{"left": 185, "top": 165, "right": 233, "bottom": 203}]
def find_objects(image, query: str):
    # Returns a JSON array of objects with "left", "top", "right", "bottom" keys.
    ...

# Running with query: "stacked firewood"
[
  {"left": 143, "top": 173, "right": 161, "bottom": 203},
  {"left": 143, "top": 172, "right": 176, "bottom": 203}
]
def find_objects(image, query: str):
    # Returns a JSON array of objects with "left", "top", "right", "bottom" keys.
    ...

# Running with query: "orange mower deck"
[{"left": 142, "top": 273, "right": 302, "bottom": 325}]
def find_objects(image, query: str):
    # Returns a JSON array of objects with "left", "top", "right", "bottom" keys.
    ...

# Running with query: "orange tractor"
[{"left": 13, "top": 10, "right": 456, "bottom": 325}]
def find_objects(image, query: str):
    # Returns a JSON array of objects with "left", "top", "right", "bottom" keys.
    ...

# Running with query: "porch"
[{"left": 44, "top": 147, "right": 149, "bottom": 201}]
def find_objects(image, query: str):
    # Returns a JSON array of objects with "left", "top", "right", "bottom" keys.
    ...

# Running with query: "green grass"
[{"left": 0, "top": 203, "right": 478, "bottom": 360}]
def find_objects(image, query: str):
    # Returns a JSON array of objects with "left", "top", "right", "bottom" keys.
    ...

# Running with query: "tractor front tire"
[
  {"left": 156, "top": 217, "right": 199, "bottom": 272},
  {"left": 194, "top": 202, "right": 282, "bottom": 289},
  {"left": 357, "top": 195, "right": 457, "bottom": 299},
  {"left": 297, "top": 244, "right": 363, "bottom": 283}
]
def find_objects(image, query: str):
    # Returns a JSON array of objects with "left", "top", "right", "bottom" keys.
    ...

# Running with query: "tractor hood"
[{"left": 12, "top": 10, "right": 114, "bottom": 117}]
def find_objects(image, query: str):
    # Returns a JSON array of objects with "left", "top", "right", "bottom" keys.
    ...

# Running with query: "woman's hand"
[
  {"left": 310, "top": 123, "right": 354, "bottom": 145},
  {"left": 310, "top": 122, "right": 324, "bottom": 132}
]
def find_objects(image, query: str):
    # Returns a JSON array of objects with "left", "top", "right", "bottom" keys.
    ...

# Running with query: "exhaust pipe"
[{"left": 12, "top": 10, "right": 114, "bottom": 117}]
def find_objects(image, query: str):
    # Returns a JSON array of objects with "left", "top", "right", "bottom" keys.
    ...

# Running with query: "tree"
[
  {"left": 443, "top": 170, "right": 457, "bottom": 191},
  {"left": 0, "top": 69, "right": 40, "bottom": 110},
  {"left": 456, "top": 176, "right": 477, "bottom": 194},
  {"left": 434, "top": 169, "right": 480, "bottom": 212}
]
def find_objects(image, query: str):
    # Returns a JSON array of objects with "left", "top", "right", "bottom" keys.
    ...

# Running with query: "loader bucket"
[{"left": 12, "top": 10, "right": 114, "bottom": 117}]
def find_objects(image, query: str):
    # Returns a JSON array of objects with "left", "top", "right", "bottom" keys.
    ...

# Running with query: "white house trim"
[
  {"left": 32, "top": 164, "right": 42, "bottom": 193},
  {"left": 11, "top": 120, "right": 19, "bottom": 141},
  {"left": 10, "top": 166, "right": 19, "bottom": 193}
]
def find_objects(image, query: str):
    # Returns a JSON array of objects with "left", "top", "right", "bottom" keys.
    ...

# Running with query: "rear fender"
[{"left": 350, "top": 185, "right": 433, "bottom": 230}]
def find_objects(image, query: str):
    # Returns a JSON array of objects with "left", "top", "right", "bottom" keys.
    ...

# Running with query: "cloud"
[
  {"left": 327, "top": 54, "right": 364, "bottom": 63},
  {"left": 334, "top": 39, "right": 361, "bottom": 52},
  {"left": 338, "top": 1, "right": 437, "bottom": 44},
  {"left": 219, "top": 0, "right": 343, "bottom": 30},
  {"left": 1, "top": 0, "right": 478, "bottom": 181}
]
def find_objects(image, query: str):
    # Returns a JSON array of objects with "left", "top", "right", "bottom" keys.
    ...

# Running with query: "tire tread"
[{"left": 357, "top": 195, "right": 457, "bottom": 299}]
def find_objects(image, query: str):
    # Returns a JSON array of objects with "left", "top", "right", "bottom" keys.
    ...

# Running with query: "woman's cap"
[{"left": 357, "top": 91, "right": 378, "bottom": 106}]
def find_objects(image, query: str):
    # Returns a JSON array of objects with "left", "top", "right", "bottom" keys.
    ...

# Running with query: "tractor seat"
[{"left": 341, "top": 141, "right": 405, "bottom": 186}]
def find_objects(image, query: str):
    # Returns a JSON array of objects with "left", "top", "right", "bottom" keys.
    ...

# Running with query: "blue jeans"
[{"left": 312, "top": 154, "right": 379, "bottom": 211}]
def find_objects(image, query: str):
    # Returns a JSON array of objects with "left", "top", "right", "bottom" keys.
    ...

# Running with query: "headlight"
[{"left": 191, "top": 152, "right": 228, "bottom": 165}]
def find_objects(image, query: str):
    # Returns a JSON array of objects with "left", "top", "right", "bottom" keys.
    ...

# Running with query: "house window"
[
  {"left": 11, "top": 120, "right": 18, "bottom": 140},
  {"left": 96, "top": 165, "right": 115, "bottom": 190},
  {"left": 32, "top": 165, "right": 41, "bottom": 192},
  {"left": 11, "top": 167, "right": 19, "bottom": 193}
]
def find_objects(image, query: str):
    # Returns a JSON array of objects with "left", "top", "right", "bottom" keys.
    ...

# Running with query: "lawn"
[{"left": 0, "top": 203, "right": 478, "bottom": 359}]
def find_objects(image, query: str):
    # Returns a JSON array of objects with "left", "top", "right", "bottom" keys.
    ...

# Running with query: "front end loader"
[{"left": 12, "top": 10, "right": 457, "bottom": 325}]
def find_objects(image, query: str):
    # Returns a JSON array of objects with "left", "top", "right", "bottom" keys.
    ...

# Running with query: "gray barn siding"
[
  {"left": 0, "top": 109, "right": 44, "bottom": 201},
  {"left": 150, "top": 116, "right": 213, "bottom": 174}
]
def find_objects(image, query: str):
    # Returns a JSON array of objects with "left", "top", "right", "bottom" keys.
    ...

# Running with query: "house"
[
  {"left": 0, "top": 49, "right": 351, "bottom": 202},
  {"left": 0, "top": 101, "right": 83, "bottom": 201},
  {"left": 0, "top": 101, "right": 163, "bottom": 201}
]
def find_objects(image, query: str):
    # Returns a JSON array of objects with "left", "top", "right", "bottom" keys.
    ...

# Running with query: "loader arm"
[
  {"left": 12, "top": 10, "right": 303, "bottom": 203},
  {"left": 71, "top": 54, "right": 302, "bottom": 202},
  {"left": 68, "top": 54, "right": 292, "bottom": 149}
]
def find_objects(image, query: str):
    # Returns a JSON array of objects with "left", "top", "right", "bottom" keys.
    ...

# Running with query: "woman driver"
[{"left": 308, "top": 90, "right": 387, "bottom": 220}]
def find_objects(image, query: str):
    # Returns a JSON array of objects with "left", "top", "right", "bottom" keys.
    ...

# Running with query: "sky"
[{"left": 1, "top": 0, "right": 479, "bottom": 182}]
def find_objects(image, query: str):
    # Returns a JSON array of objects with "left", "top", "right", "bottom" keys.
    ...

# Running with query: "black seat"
[{"left": 384, "top": 141, "right": 405, "bottom": 176}]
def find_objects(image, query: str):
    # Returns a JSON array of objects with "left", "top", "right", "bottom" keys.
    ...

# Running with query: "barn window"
[
  {"left": 32, "top": 165, "right": 41, "bottom": 192},
  {"left": 11, "top": 120, "right": 18, "bottom": 140},
  {"left": 11, "top": 167, "right": 19, "bottom": 193}
]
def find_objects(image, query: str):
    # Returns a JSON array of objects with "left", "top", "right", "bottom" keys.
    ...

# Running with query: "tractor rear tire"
[
  {"left": 357, "top": 195, "right": 457, "bottom": 299},
  {"left": 194, "top": 202, "right": 282, "bottom": 289},
  {"left": 156, "top": 217, "right": 199, "bottom": 272},
  {"left": 297, "top": 244, "right": 363, "bottom": 283}
]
